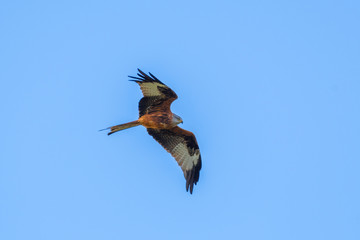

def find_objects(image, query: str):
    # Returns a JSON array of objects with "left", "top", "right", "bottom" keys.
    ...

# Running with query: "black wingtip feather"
[
  {"left": 127, "top": 68, "right": 164, "bottom": 84},
  {"left": 128, "top": 75, "right": 143, "bottom": 81},
  {"left": 149, "top": 72, "right": 161, "bottom": 82},
  {"left": 185, "top": 155, "right": 202, "bottom": 194}
]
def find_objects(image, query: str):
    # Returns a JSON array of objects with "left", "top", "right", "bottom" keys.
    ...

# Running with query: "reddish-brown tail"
[{"left": 105, "top": 120, "right": 141, "bottom": 135}]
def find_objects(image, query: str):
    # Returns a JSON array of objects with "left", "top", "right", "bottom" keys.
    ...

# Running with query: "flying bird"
[{"left": 104, "top": 69, "right": 202, "bottom": 194}]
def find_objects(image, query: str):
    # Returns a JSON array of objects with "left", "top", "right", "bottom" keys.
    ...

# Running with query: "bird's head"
[{"left": 172, "top": 113, "right": 183, "bottom": 125}]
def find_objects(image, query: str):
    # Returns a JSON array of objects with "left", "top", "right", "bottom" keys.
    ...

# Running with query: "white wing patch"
[
  {"left": 172, "top": 143, "right": 200, "bottom": 172},
  {"left": 139, "top": 82, "right": 165, "bottom": 97}
]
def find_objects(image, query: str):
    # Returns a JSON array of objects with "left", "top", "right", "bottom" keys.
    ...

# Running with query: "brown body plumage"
[
  {"left": 139, "top": 113, "right": 175, "bottom": 129},
  {"left": 104, "top": 69, "right": 202, "bottom": 194}
]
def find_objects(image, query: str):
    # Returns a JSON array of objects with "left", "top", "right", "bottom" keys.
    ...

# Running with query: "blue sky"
[{"left": 1, "top": 1, "right": 359, "bottom": 239}]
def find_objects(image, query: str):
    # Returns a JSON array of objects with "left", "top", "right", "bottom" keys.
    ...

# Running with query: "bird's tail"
[{"left": 102, "top": 120, "right": 141, "bottom": 135}]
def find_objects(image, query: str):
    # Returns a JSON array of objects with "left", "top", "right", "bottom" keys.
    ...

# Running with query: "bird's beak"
[{"left": 181, "top": 120, "right": 184, "bottom": 124}]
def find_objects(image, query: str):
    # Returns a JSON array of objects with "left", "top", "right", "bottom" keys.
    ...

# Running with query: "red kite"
[{"left": 104, "top": 69, "right": 202, "bottom": 194}]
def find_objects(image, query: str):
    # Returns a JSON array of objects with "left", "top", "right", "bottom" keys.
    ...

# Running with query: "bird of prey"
[{"left": 104, "top": 69, "right": 202, "bottom": 194}]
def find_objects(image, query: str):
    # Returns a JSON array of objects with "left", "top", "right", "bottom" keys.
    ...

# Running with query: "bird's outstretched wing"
[
  {"left": 129, "top": 69, "right": 178, "bottom": 117},
  {"left": 147, "top": 126, "right": 202, "bottom": 194}
]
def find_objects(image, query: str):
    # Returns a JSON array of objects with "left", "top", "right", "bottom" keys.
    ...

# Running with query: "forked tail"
[{"left": 102, "top": 120, "right": 141, "bottom": 135}]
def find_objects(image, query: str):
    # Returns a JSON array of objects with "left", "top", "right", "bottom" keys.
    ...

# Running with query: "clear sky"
[{"left": 1, "top": 1, "right": 359, "bottom": 239}]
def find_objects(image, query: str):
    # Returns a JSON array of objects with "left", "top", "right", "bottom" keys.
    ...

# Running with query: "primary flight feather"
[{"left": 104, "top": 69, "right": 202, "bottom": 194}]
